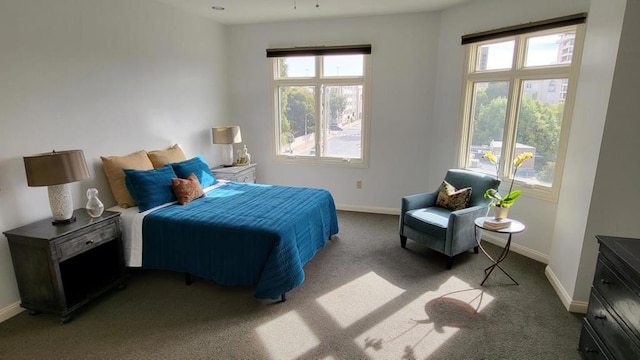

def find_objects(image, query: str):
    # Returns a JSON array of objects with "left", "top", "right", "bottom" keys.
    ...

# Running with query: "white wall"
[
  {"left": 0, "top": 0, "right": 228, "bottom": 320},
  {"left": 577, "top": 0, "right": 640, "bottom": 300},
  {"left": 228, "top": 12, "right": 444, "bottom": 213},
  {"left": 547, "top": 0, "right": 627, "bottom": 312}
]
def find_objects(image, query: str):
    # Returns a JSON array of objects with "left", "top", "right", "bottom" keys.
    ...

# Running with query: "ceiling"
[{"left": 153, "top": 0, "right": 478, "bottom": 25}]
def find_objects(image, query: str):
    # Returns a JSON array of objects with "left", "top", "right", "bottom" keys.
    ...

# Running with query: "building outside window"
[
  {"left": 268, "top": 45, "right": 371, "bottom": 167},
  {"left": 458, "top": 16, "right": 585, "bottom": 201}
]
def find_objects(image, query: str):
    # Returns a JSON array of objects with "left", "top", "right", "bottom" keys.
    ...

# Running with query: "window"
[
  {"left": 459, "top": 15, "right": 585, "bottom": 201},
  {"left": 268, "top": 45, "right": 371, "bottom": 167}
]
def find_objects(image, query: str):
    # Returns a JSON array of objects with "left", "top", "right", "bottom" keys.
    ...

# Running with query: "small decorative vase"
[
  {"left": 493, "top": 206, "right": 509, "bottom": 220},
  {"left": 86, "top": 188, "right": 104, "bottom": 218}
]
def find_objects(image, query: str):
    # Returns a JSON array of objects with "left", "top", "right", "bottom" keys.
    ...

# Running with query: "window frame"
[
  {"left": 269, "top": 52, "right": 371, "bottom": 168},
  {"left": 457, "top": 24, "right": 586, "bottom": 202}
]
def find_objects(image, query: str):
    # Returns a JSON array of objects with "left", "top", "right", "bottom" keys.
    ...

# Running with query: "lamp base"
[
  {"left": 222, "top": 144, "right": 234, "bottom": 167},
  {"left": 52, "top": 216, "right": 76, "bottom": 225},
  {"left": 48, "top": 183, "right": 75, "bottom": 225}
]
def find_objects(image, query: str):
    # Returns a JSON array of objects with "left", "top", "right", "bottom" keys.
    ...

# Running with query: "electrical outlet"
[{"left": 356, "top": 180, "right": 362, "bottom": 189}]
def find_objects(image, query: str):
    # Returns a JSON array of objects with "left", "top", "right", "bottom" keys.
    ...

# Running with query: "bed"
[{"left": 110, "top": 180, "right": 339, "bottom": 300}]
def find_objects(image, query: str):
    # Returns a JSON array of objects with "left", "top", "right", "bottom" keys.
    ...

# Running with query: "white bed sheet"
[{"left": 108, "top": 180, "right": 229, "bottom": 267}]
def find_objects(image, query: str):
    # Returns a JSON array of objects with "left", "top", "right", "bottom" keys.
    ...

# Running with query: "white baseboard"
[
  {"left": 337, "top": 206, "right": 550, "bottom": 263},
  {"left": 336, "top": 204, "right": 399, "bottom": 215},
  {"left": 545, "top": 265, "right": 588, "bottom": 314},
  {"left": 481, "top": 232, "right": 549, "bottom": 264},
  {"left": 0, "top": 301, "right": 24, "bottom": 323}
]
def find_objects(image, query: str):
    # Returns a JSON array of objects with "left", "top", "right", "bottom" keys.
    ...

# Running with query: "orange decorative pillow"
[
  {"left": 435, "top": 180, "right": 472, "bottom": 211},
  {"left": 171, "top": 173, "right": 205, "bottom": 205},
  {"left": 148, "top": 144, "right": 187, "bottom": 168}
]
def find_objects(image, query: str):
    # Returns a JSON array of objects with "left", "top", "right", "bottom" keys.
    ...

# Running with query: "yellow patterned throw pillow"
[
  {"left": 435, "top": 180, "right": 472, "bottom": 211},
  {"left": 171, "top": 173, "right": 205, "bottom": 205}
]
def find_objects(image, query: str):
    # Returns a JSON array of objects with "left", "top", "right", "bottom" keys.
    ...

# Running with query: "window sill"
[
  {"left": 496, "top": 181, "right": 558, "bottom": 204},
  {"left": 274, "top": 155, "right": 368, "bottom": 168}
]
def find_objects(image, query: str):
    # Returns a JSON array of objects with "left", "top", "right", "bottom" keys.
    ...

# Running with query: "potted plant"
[{"left": 482, "top": 151, "right": 533, "bottom": 219}]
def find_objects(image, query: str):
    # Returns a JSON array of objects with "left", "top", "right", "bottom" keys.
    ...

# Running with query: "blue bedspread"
[{"left": 141, "top": 182, "right": 339, "bottom": 299}]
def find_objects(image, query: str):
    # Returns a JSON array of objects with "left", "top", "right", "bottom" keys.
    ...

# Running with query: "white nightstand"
[{"left": 211, "top": 163, "right": 257, "bottom": 183}]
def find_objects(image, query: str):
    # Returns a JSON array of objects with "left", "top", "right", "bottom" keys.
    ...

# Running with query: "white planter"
[{"left": 493, "top": 206, "right": 509, "bottom": 220}]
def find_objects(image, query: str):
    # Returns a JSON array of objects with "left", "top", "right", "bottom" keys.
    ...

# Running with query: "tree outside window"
[{"left": 459, "top": 24, "right": 584, "bottom": 201}]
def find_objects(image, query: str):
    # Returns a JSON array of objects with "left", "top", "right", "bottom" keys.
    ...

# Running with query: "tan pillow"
[
  {"left": 101, "top": 150, "right": 154, "bottom": 208},
  {"left": 148, "top": 144, "right": 187, "bottom": 168}
]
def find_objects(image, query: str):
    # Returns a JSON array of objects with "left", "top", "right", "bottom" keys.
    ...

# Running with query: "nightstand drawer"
[
  {"left": 211, "top": 163, "right": 257, "bottom": 183},
  {"left": 236, "top": 172, "right": 255, "bottom": 183},
  {"left": 55, "top": 222, "right": 118, "bottom": 261}
]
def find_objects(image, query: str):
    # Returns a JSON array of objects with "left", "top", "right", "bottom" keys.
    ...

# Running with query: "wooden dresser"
[
  {"left": 211, "top": 163, "right": 256, "bottom": 183},
  {"left": 579, "top": 235, "right": 640, "bottom": 359},
  {"left": 3, "top": 210, "right": 126, "bottom": 323}
]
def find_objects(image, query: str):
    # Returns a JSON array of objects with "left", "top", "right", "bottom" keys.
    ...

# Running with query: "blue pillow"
[
  {"left": 124, "top": 164, "right": 177, "bottom": 212},
  {"left": 171, "top": 155, "right": 216, "bottom": 188}
]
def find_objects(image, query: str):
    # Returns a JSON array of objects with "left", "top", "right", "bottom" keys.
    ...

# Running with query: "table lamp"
[
  {"left": 212, "top": 126, "right": 242, "bottom": 167},
  {"left": 23, "top": 150, "right": 90, "bottom": 224}
]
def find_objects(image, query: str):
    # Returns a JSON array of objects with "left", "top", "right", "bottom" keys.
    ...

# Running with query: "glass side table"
[{"left": 474, "top": 216, "right": 526, "bottom": 286}]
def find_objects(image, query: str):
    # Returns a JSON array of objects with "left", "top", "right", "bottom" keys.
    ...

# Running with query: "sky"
[
  {"left": 284, "top": 55, "right": 364, "bottom": 77},
  {"left": 483, "top": 33, "right": 570, "bottom": 69}
]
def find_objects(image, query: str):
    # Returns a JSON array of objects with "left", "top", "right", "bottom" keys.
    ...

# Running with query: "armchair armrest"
[
  {"left": 445, "top": 205, "right": 490, "bottom": 255},
  {"left": 399, "top": 191, "right": 438, "bottom": 236},
  {"left": 450, "top": 205, "right": 489, "bottom": 219},
  {"left": 401, "top": 191, "right": 438, "bottom": 213}
]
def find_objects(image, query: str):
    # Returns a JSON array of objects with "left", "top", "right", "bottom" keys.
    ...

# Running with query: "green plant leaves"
[{"left": 484, "top": 188, "right": 521, "bottom": 207}]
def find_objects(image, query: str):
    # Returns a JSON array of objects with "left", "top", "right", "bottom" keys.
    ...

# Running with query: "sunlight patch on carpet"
[
  {"left": 316, "top": 271, "right": 405, "bottom": 328},
  {"left": 256, "top": 310, "right": 320, "bottom": 360},
  {"left": 353, "top": 276, "right": 494, "bottom": 359}
]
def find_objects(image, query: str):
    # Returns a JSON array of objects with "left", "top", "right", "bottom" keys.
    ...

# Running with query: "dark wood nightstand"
[{"left": 3, "top": 209, "right": 126, "bottom": 323}]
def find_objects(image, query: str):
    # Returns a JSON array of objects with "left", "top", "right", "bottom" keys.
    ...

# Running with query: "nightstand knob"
[
  {"left": 85, "top": 239, "right": 94, "bottom": 245},
  {"left": 600, "top": 278, "right": 611, "bottom": 285},
  {"left": 594, "top": 314, "right": 606, "bottom": 320}
]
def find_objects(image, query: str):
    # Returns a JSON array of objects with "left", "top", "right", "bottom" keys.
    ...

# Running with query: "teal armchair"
[{"left": 399, "top": 169, "right": 500, "bottom": 269}]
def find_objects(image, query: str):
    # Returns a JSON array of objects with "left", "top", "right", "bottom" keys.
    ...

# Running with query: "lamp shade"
[
  {"left": 212, "top": 126, "right": 242, "bottom": 145},
  {"left": 23, "top": 150, "right": 90, "bottom": 224},
  {"left": 24, "top": 150, "right": 90, "bottom": 186}
]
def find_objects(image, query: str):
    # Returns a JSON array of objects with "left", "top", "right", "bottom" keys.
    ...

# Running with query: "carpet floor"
[{"left": 0, "top": 211, "right": 583, "bottom": 359}]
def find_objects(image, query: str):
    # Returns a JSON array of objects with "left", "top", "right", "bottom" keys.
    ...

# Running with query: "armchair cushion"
[
  {"left": 435, "top": 180, "right": 472, "bottom": 211},
  {"left": 405, "top": 207, "right": 451, "bottom": 239}
]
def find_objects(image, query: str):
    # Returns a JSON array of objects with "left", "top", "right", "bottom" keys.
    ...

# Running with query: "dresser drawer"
[
  {"left": 55, "top": 222, "right": 119, "bottom": 261},
  {"left": 594, "top": 257, "right": 640, "bottom": 337},
  {"left": 579, "top": 320, "right": 612, "bottom": 360},
  {"left": 586, "top": 290, "right": 640, "bottom": 359}
]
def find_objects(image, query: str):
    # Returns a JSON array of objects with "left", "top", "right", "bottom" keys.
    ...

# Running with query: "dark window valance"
[
  {"left": 461, "top": 13, "right": 587, "bottom": 45},
  {"left": 266, "top": 44, "right": 372, "bottom": 58}
]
